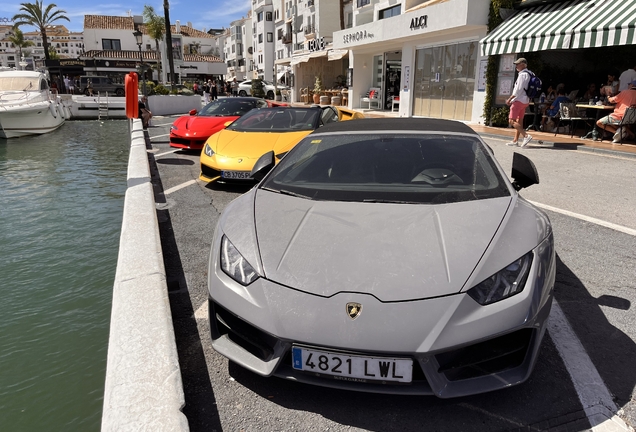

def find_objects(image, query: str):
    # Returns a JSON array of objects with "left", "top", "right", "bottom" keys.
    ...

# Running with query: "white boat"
[{"left": 0, "top": 70, "right": 68, "bottom": 139}]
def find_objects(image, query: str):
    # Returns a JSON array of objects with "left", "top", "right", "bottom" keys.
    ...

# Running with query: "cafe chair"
[
  {"left": 602, "top": 105, "right": 636, "bottom": 144},
  {"left": 554, "top": 102, "right": 593, "bottom": 138}
]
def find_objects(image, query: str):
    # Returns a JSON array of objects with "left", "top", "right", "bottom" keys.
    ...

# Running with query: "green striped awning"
[
  {"left": 571, "top": 0, "right": 636, "bottom": 48},
  {"left": 481, "top": 0, "right": 636, "bottom": 56}
]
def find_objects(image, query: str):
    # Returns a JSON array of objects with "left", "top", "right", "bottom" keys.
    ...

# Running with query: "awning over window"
[
  {"left": 328, "top": 49, "right": 348, "bottom": 61},
  {"left": 480, "top": 0, "right": 636, "bottom": 56}
]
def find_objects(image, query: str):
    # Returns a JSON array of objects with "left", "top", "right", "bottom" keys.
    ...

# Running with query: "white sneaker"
[
  {"left": 506, "top": 141, "right": 518, "bottom": 146},
  {"left": 520, "top": 134, "right": 533, "bottom": 147}
]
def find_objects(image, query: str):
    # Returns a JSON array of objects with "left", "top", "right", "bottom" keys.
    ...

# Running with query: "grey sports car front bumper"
[{"left": 208, "top": 235, "right": 555, "bottom": 397}]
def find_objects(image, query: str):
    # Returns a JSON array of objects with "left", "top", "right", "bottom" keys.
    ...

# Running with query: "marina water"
[{"left": 0, "top": 120, "right": 130, "bottom": 430}]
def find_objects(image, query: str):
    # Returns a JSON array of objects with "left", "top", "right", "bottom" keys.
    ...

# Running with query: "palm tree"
[
  {"left": 143, "top": 5, "right": 165, "bottom": 82},
  {"left": 12, "top": 1, "right": 69, "bottom": 61},
  {"left": 8, "top": 28, "right": 35, "bottom": 60},
  {"left": 163, "top": 0, "right": 175, "bottom": 90}
]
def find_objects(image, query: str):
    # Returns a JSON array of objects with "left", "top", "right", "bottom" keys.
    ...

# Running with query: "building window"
[
  {"left": 379, "top": 5, "right": 401, "bottom": 19},
  {"left": 357, "top": 0, "right": 370, "bottom": 7},
  {"left": 146, "top": 44, "right": 151, "bottom": 50},
  {"left": 346, "top": 13, "right": 353, "bottom": 28},
  {"left": 278, "top": 28, "right": 283, "bottom": 40},
  {"left": 267, "top": 32, "right": 273, "bottom": 43},
  {"left": 258, "top": 11, "right": 263, "bottom": 22},
  {"left": 258, "top": 33, "right": 263, "bottom": 43},
  {"left": 266, "top": 12, "right": 272, "bottom": 21},
  {"left": 102, "top": 39, "right": 121, "bottom": 50}
]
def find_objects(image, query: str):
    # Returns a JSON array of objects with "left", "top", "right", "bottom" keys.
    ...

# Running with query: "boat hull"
[{"left": 0, "top": 102, "right": 65, "bottom": 139}]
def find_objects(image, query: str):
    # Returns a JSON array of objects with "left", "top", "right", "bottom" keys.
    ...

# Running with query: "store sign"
[
  {"left": 342, "top": 30, "right": 375, "bottom": 44},
  {"left": 308, "top": 37, "right": 325, "bottom": 52},
  {"left": 410, "top": 15, "right": 428, "bottom": 30},
  {"left": 59, "top": 60, "right": 85, "bottom": 66}
]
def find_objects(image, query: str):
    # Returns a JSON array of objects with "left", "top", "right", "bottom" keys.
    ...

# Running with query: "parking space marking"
[
  {"left": 153, "top": 149, "right": 178, "bottom": 158},
  {"left": 152, "top": 123, "right": 174, "bottom": 127},
  {"left": 150, "top": 133, "right": 170, "bottom": 139},
  {"left": 164, "top": 179, "right": 197, "bottom": 196},
  {"left": 528, "top": 200, "right": 636, "bottom": 237},
  {"left": 549, "top": 301, "right": 631, "bottom": 431}
]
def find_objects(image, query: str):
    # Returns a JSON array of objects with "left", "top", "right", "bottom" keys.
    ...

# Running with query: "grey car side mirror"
[{"left": 511, "top": 152, "right": 539, "bottom": 191}]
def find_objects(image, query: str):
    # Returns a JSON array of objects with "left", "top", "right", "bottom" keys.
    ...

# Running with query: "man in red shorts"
[{"left": 505, "top": 58, "right": 533, "bottom": 148}]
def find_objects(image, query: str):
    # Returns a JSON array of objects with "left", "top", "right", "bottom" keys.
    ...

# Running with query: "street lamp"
[{"left": 133, "top": 29, "right": 146, "bottom": 97}]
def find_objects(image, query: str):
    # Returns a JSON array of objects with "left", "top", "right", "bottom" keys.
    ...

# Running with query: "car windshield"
[
  {"left": 260, "top": 132, "right": 510, "bottom": 204},
  {"left": 226, "top": 108, "right": 320, "bottom": 132},
  {"left": 197, "top": 98, "right": 265, "bottom": 117}
]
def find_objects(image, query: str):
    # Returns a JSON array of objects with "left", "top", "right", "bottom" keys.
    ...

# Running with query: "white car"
[{"left": 237, "top": 80, "right": 289, "bottom": 99}]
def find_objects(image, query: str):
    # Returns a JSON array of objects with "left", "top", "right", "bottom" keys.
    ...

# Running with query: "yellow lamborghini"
[{"left": 199, "top": 105, "right": 364, "bottom": 182}]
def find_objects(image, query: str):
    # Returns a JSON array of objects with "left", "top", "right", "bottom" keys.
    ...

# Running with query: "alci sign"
[
  {"left": 307, "top": 37, "right": 325, "bottom": 52},
  {"left": 410, "top": 15, "right": 428, "bottom": 30}
]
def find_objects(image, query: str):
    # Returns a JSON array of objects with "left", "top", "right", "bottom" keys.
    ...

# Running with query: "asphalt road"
[{"left": 145, "top": 115, "right": 635, "bottom": 432}]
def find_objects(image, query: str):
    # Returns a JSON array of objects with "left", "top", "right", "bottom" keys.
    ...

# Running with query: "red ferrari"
[{"left": 169, "top": 97, "right": 287, "bottom": 150}]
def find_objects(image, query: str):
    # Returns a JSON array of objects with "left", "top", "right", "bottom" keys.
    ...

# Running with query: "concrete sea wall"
[{"left": 101, "top": 119, "right": 189, "bottom": 431}]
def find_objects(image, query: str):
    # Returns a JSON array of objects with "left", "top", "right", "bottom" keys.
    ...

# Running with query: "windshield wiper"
[{"left": 261, "top": 187, "right": 312, "bottom": 200}]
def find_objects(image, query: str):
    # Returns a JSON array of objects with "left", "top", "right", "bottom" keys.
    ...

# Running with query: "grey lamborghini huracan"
[{"left": 207, "top": 118, "right": 555, "bottom": 397}]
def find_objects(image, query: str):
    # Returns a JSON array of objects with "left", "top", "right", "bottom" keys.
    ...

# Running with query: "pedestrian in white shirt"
[{"left": 505, "top": 58, "right": 533, "bottom": 148}]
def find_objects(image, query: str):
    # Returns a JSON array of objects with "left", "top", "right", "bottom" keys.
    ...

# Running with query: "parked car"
[
  {"left": 199, "top": 105, "right": 364, "bottom": 182},
  {"left": 237, "top": 79, "right": 289, "bottom": 99},
  {"left": 169, "top": 97, "right": 287, "bottom": 151},
  {"left": 79, "top": 76, "right": 125, "bottom": 96},
  {"left": 206, "top": 117, "right": 555, "bottom": 397}
]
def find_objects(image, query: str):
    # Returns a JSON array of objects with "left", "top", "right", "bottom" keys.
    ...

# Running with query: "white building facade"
[{"left": 333, "top": 0, "right": 490, "bottom": 123}]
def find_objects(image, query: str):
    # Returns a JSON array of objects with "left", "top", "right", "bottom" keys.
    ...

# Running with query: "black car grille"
[
  {"left": 435, "top": 328, "right": 533, "bottom": 381},
  {"left": 210, "top": 300, "right": 278, "bottom": 361},
  {"left": 201, "top": 164, "right": 222, "bottom": 179},
  {"left": 171, "top": 137, "right": 206, "bottom": 147}
]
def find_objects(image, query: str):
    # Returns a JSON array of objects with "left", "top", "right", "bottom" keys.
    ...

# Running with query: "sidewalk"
[{"left": 346, "top": 106, "right": 636, "bottom": 159}]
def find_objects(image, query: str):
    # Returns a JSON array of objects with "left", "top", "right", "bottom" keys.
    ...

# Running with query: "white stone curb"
[{"left": 101, "top": 118, "right": 189, "bottom": 431}]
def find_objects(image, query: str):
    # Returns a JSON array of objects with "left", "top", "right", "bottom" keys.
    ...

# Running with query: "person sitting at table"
[
  {"left": 582, "top": 83, "right": 598, "bottom": 101},
  {"left": 600, "top": 71, "right": 619, "bottom": 98},
  {"left": 541, "top": 88, "right": 570, "bottom": 131},
  {"left": 596, "top": 79, "right": 636, "bottom": 143}
]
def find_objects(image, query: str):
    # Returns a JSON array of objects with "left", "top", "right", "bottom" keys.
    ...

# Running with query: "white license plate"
[
  {"left": 222, "top": 170, "right": 251, "bottom": 179},
  {"left": 292, "top": 346, "right": 413, "bottom": 383}
]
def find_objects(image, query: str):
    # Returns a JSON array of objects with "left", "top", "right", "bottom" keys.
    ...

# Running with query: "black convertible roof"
[{"left": 315, "top": 117, "right": 478, "bottom": 135}]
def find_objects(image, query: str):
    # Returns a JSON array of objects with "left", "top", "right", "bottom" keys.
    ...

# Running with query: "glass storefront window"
[{"left": 413, "top": 41, "right": 477, "bottom": 121}]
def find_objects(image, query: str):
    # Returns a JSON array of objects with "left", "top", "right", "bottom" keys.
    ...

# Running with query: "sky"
[{"left": 1, "top": 0, "right": 251, "bottom": 33}]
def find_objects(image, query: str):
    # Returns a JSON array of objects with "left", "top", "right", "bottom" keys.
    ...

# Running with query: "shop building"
[
  {"left": 333, "top": 0, "right": 490, "bottom": 123},
  {"left": 83, "top": 15, "right": 225, "bottom": 85},
  {"left": 481, "top": 0, "right": 636, "bottom": 113}
]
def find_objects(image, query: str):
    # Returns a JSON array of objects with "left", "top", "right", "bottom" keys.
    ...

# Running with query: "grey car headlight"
[
  {"left": 204, "top": 143, "right": 215, "bottom": 157},
  {"left": 220, "top": 235, "right": 259, "bottom": 286},
  {"left": 467, "top": 252, "right": 533, "bottom": 305}
]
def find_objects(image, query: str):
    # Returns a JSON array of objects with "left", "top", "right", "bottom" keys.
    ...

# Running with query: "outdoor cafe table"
[{"left": 575, "top": 103, "right": 615, "bottom": 140}]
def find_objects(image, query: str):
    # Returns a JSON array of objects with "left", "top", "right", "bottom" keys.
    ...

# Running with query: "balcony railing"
[
  {"left": 304, "top": 24, "right": 316, "bottom": 36},
  {"left": 282, "top": 33, "right": 293, "bottom": 44}
]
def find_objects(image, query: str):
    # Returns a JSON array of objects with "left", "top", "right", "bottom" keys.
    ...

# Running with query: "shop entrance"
[
  {"left": 384, "top": 52, "right": 401, "bottom": 110},
  {"left": 371, "top": 52, "right": 401, "bottom": 110}
]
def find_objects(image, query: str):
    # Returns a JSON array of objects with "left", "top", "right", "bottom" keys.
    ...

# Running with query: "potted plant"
[
  {"left": 275, "top": 88, "right": 282, "bottom": 101},
  {"left": 313, "top": 76, "right": 322, "bottom": 104},
  {"left": 251, "top": 78, "right": 266, "bottom": 98}
]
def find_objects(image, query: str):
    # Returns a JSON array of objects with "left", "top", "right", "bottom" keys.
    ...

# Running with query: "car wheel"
[
  {"left": 267, "top": 90, "right": 274, "bottom": 100},
  {"left": 239, "top": 90, "right": 247, "bottom": 97},
  {"left": 115, "top": 88, "right": 125, "bottom": 96}
]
